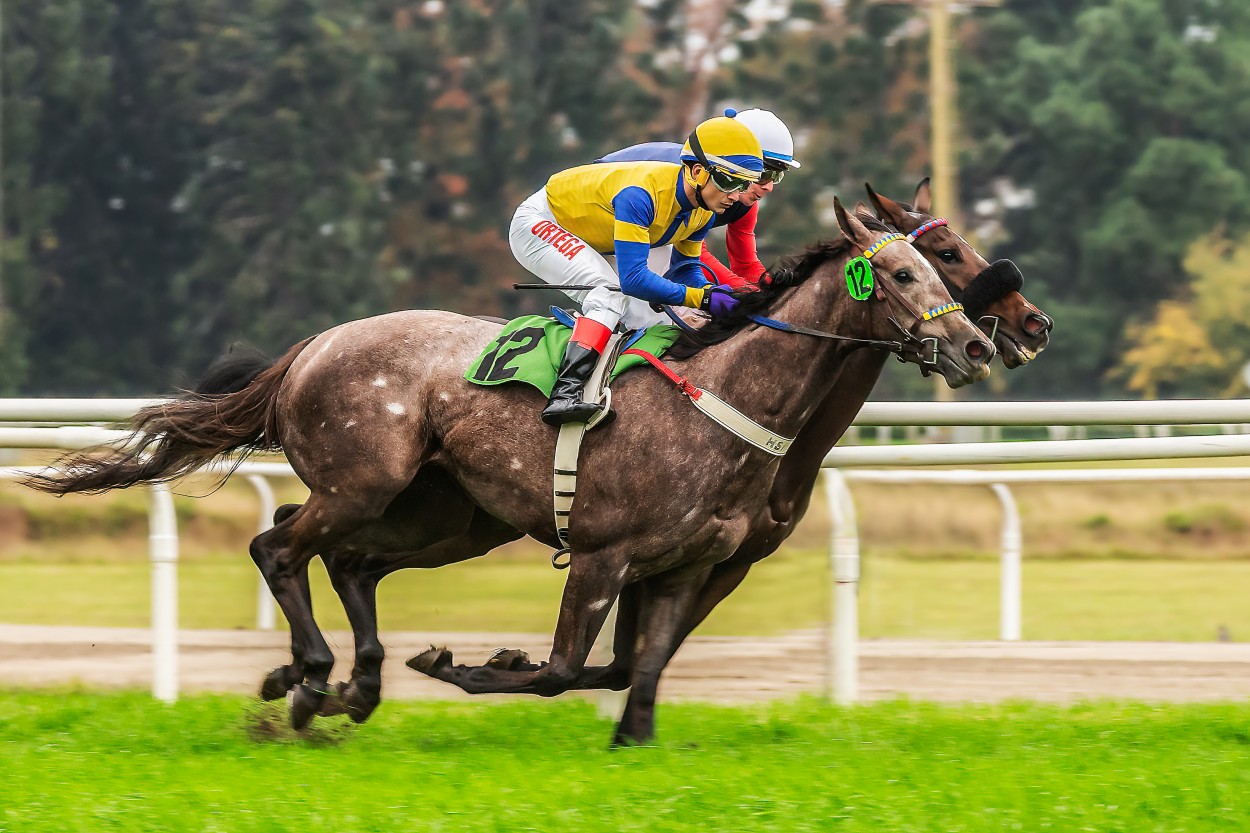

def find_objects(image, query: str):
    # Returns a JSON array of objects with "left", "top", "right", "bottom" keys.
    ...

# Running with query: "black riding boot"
[{"left": 541, "top": 341, "right": 606, "bottom": 426}]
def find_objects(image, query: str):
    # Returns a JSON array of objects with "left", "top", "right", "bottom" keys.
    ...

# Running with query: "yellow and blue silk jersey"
[{"left": 544, "top": 161, "right": 716, "bottom": 305}]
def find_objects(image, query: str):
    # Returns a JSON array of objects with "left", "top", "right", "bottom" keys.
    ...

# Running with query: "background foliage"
[{"left": 4, "top": 0, "right": 1248, "bottom": 397}]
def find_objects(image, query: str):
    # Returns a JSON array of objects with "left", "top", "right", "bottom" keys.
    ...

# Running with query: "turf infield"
[{"left": 2, "top": 691, "right": 1249, "bottom": 832}]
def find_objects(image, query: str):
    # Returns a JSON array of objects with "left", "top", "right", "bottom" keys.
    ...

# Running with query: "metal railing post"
[
  {"left": 245, "top": 475, "right": 277, "bottom": 630},
  {"left": 989, "top": 483, "right": 1022, "bottom": 641},
  {"left": 822, "top": 469, "right": 859, "bottom": 704},
  {"left": 148, "top": 484, "right": 179, "bottom": 702}
]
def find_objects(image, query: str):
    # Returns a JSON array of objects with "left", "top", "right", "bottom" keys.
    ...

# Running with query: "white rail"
[
  {"left": 5, "top": 399, "right": 1250, "bottom": 705},
  {"left": 824, "top": 467, "right": 1250, "bottom": 704}
]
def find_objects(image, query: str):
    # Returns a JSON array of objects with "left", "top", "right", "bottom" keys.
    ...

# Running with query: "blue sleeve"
[{"left": 612, "top": 188, "right": 687, "bottom": 305}]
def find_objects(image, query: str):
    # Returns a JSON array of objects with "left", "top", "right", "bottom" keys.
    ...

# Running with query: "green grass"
[
  {"left": 6, "top": 552, "right": 1250, "bottom": 641},
  {"left": 2, "top": 691, "right": 1250, "bottom": 832}
]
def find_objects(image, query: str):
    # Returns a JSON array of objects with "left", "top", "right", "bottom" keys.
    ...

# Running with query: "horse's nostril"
[
  {"left": 1024, "top": 313, "right": 1052, "bottom": 336},
  {"left": 965, "top": 340, "right": 989, "bottom": 361}
]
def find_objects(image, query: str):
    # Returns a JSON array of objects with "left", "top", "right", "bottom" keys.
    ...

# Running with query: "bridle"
[
  {"left": 901, "top": 215, "right": 1023, "bottom": 346},
  {"left": 746, "top": 230, "right": 964, "bottom": 370}
]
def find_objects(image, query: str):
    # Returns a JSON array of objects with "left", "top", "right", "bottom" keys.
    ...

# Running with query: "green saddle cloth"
[{"left": 465, "top": 315, "right": 681, "bottom": 397}]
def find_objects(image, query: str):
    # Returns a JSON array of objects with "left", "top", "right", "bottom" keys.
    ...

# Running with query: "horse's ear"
[
  {"left": 866, "top": 182, "right": 908, "bottom": 225},
  {"left": 853, "top": 200, "right": 875, "bottom": 218},
  {"left": 913, "top": 177, "right": 933, "bottom": 214},
  {"left": 834, "top": 196, "right": 872, "bottom": 246}
]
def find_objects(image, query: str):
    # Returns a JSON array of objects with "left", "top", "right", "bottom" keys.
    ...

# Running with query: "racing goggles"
[
  {"left": 760, "top": 163, "right": 787, "bottom": 185},
  {"left": 707, "top": 167, "right": 757, "bottom": 194}
]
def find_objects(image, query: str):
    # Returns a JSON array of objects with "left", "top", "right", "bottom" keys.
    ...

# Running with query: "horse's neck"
[
  {"left": 687, "top": 260, "right": 871, "bottom": 437},
  {"left": 770, "top": 349, "right": 888, "bottom": 513}
]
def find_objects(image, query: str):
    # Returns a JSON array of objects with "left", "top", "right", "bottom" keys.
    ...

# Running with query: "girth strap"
[
  {"left": 552, "top": 332, "right": 622, "bottom": 558},
  {"left": 622, "top": 348, "right": 794, "bottom": 456}
]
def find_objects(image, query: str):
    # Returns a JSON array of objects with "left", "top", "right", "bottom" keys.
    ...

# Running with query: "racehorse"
[
  {"left": 27, "top": 198, "right": 994, "bottom": 743},
  {"left": 309, "top": 180, "right": 1054, "bottom": 744}
]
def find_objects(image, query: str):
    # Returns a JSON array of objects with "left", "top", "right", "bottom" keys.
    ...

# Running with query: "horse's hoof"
[
  {"left": 316, "top": 681, "right": 351, "bottom": 717},
  {"left": 486, "top": 648, "right": 531, "bottom": 671},
  {"left": 290, "top": 683, "right": 325, "bottom": 730},
  {"left": 406, "top": 646, "right": 452, "bottom": 677},
  {"left": 340, "top": 679, "right": 382, "bottom": 724},
  {"left": 260, "top": 666, "right": 297, "bottom": 701}
]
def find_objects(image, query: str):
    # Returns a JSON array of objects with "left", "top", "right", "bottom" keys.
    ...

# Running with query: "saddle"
[{"left": 464, "top": 308, "right": 679, "bottom": 397}]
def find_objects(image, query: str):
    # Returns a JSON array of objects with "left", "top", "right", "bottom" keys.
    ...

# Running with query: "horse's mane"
[{"left": 667, "top": 215, "right": 891, "bottom": 358}]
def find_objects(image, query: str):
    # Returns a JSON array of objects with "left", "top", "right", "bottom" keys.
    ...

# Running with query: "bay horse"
[
  {"left": 28, "top": 199, "right": 993, "bottom": 743},
  {"left": 865, "top": 178, "right": 1051, "bottom": 366}
]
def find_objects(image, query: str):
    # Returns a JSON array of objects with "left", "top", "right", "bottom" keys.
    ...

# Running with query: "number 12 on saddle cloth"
[{"left": 465, "top": 314, "right": 681, "bottom": 395}]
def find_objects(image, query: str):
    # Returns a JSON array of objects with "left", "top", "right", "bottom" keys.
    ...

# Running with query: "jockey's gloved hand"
[{"left": 700, "top": 285, "right": 742, "bottom": 319}]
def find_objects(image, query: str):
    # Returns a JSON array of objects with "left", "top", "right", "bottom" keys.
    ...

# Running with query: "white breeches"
[{"left": 509, "top": 189, "right": 670, "bottom": 332}]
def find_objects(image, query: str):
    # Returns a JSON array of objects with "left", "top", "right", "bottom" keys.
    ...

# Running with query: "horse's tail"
[{"left": 24, "top": 336, "right": 316, "bottom": 496}]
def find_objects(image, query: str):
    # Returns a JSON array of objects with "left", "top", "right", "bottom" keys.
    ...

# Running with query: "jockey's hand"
[{"left": 700, "top": 285, "right": 743, "bottom": 319}]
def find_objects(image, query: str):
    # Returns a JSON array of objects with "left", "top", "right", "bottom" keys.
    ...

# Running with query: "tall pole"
[
  {"left": 928, "top": 0, "right": 957, "bottom": 406},
  {"left": 929, "top": 0, "right": 957, "bottom": 227}
]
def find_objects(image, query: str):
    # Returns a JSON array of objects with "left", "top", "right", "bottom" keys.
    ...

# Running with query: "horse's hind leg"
[
  {"left": 256, "top": 503, "right": 316, "bottom": 701},
  {"left": 250, "top": 492, "right": 395, "bottom": 729},
  {"left": 259, "top": 567, "right": 315, "bottom": 700},
  {"left": 319, "top": 508, "right": 523, "bottom": 722},
  {"left": 318, "top": 551, "right": 380, "bottom": 721}
]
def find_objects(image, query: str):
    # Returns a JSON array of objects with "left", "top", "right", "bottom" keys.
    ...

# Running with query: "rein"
[{"left": 747, "top": 231, "right": 964, "bottom": 369}]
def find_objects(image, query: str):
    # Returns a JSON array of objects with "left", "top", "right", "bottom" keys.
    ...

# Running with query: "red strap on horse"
[{"left": 622, "top": 349, "right": 702, "bottom": 400}]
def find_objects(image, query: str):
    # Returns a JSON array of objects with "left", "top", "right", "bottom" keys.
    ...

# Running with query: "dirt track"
[{"left": 5, "top": 624, "right": 1250, "bottom": 704}]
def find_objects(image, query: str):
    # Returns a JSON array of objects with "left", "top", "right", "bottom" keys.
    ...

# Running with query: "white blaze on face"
[
  {"left": 372, "top": 376, "right": 388, "bottom": 388},
  {"left": 387, "top": 402, "right": 405, "bottom": 416}
]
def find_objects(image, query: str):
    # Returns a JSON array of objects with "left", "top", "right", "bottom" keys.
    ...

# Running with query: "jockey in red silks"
[
  {"left": 509, "top": 116, "right": 763, "bottom": 426},
  {"left": 596, "top": 108, "right": 801, "bottom": 290}
]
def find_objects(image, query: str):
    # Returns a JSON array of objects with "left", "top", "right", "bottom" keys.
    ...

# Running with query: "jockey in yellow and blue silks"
[{"left": 509, "top": 115, "right": 763, "bottom": 425}]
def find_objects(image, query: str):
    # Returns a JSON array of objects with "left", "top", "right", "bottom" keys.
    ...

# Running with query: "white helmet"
[{"left": 728, "top": 108, "right": 801, "bottom": 169}]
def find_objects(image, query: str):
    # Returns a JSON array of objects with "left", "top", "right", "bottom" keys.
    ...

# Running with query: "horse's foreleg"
[
  {"left": 612, "top": 569, "right": 711, "bottom": 746},
  {"left": 410, "top": 550, "right": 628, "bottom": 696},
  {"left": 530, "top": 582, "right": 640, "bottom": 690}
]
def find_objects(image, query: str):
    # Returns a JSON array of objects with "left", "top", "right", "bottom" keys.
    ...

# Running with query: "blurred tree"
[
  {"left": 1115, "top": 300, "right": 1223, "bottom": 398},
  {"left": 960, "top": 0, "right": 1250, "bottom": 396},
  {"left": 1118, "top": 229, "right": 1250, "bottom": 397}
]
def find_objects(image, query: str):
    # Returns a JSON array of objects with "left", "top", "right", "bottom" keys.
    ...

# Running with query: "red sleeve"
[
  {"left": 699, "top": 244, "right": 752, "bottom": 289},
  {"left": 725, "top": 203, "right": 769, "bottom": 283}
]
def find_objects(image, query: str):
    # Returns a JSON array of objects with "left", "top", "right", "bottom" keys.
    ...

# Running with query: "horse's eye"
[
  {"left": 939, "top": 249, "right": 959, "bottom": 263},
  {"left": 894, "top": 269, "right": 914, "bottom": 283}
]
